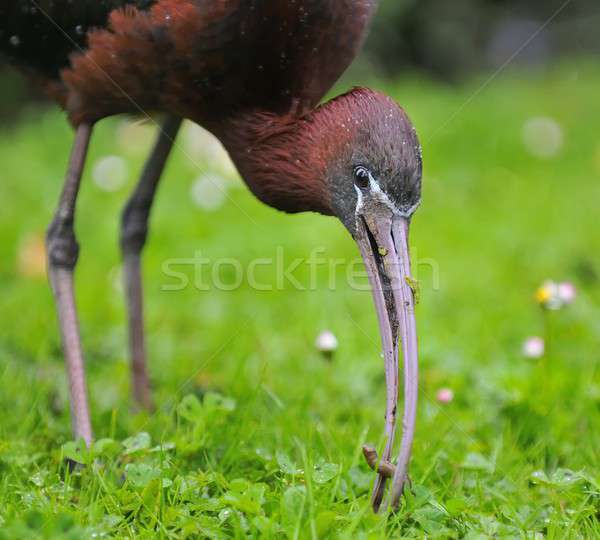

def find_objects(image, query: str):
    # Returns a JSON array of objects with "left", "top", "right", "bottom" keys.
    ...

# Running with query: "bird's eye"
[{"left": 353, "top": 166, "right": 371, "bottom": 189}]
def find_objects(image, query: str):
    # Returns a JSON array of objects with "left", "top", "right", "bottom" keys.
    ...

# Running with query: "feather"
[{"left": 2, "top": 0, "right": 378, "bottom": 124}]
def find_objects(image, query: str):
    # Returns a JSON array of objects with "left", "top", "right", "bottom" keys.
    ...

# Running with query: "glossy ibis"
[{"left": 1, "top": 0, "right": 422, "bottom": 511}]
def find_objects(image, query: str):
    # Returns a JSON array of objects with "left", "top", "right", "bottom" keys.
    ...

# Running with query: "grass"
[{"left": 0, "top": 59, "right": 599, "bottom": 538}]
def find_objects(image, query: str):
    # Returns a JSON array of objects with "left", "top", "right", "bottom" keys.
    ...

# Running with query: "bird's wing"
[
  {"left": 238, "top": 0, "right": 379, "bottom": 115},
  {"left": 172, "top": 0, "right": 379, "bottom": 116},
  {"left": 1, "top": 1, "right": 378, "bottom": 122}
]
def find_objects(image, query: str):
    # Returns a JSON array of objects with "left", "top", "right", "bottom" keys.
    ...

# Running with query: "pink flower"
[
  {"left": 436, "top": 388, "right": 454, "bottom": 404},
  {"left": 522, "top": 336, "right": 545, "bottom": 359},
  {"left": 557, "top": 282, "right": 577, "bottom": 305}
]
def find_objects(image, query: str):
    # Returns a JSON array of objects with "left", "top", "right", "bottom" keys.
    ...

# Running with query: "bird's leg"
[
  {"left": 46, "top": 123, "right": 94, "bottom": 445},
  {"left": 120, "top": 116, "right": 182, "bottom": 410}
]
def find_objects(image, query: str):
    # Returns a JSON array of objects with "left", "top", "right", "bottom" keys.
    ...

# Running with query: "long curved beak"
[{"left": 355, "top": 208, "right": 418, "bottom": 512}]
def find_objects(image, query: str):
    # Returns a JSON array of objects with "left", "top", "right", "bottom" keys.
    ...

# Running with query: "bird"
[{"left": 1, "top": 0, "right": 422, "bottom": 512}]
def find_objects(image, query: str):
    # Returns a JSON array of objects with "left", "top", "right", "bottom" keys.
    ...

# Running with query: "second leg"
[{"left": 120, "top": 116, "right": 182, "bottom": 410}]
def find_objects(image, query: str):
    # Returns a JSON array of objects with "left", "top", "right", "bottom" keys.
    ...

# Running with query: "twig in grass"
[{"left": 362, "top": 445, "right": 396, "bottom": 478}]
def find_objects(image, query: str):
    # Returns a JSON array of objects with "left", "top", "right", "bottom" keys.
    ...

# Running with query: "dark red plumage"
[{"left": 3, "top": 1, "right": 375, "bottom": 123}]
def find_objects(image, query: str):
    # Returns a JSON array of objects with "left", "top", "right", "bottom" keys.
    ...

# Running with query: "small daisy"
[
  {"left": 522, "top": 336, "right": 545, "bottom": 359},
  {"left": 436, "top": 388, "right": 454, "bottom": 404},
  {"left": 315, "top": 330, "right": 338, "bottom": 359},
  {"left": 557, "top": 281, "right": 577, "bottom": 305},
  {"left": 535, "top": 280, "right": 577, "bottom": 310}
]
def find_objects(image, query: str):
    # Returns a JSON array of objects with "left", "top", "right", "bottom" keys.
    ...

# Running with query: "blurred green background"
[{"left": 1, "top": 2, "right": 600, "bottom": 538}]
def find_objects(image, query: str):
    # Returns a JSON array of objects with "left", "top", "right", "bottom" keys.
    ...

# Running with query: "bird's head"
[
  {"left": 224, "top": 88, "right": 422, "bottom": 509},
  {"left": 319, "top": 88, "right": 422, "bottom": 235}
]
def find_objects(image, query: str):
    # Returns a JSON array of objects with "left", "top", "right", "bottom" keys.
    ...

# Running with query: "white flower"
[
  {"left": 315, "top": 330, "right": 338, "bottom": 356},
  {"left": 522, "top": 336, "right": 545, "bottom": 359}
]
